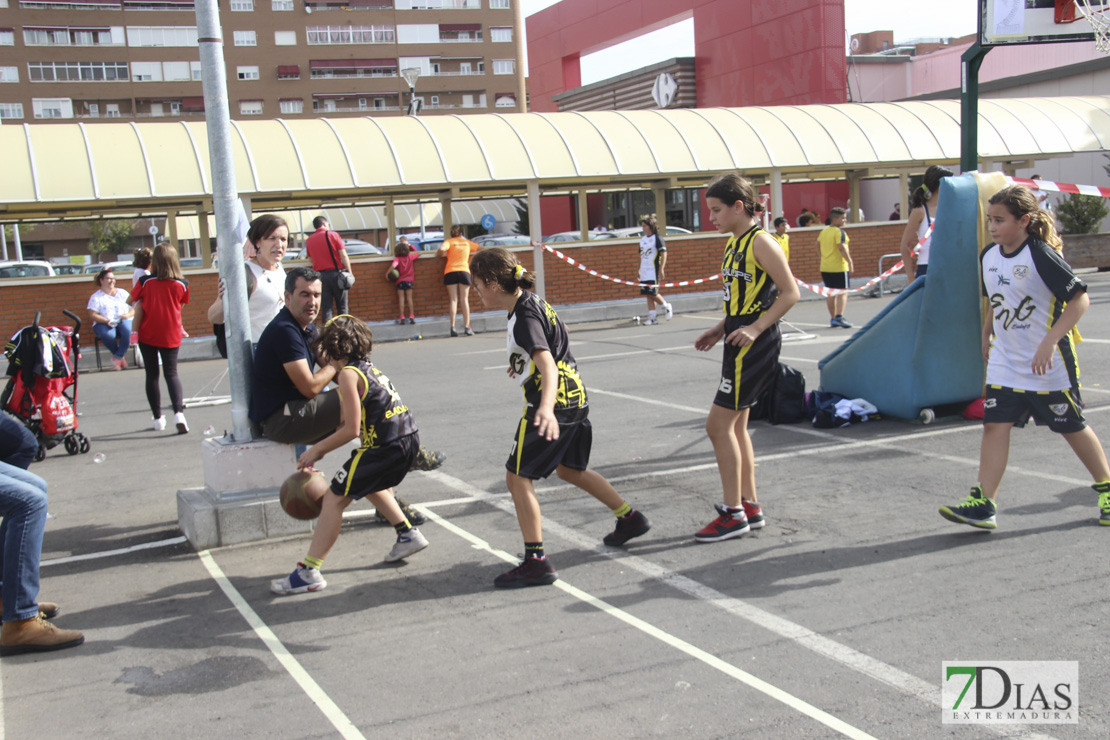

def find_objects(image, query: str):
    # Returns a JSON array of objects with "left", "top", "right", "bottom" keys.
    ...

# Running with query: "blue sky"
[{"left": 520, "top": 0, "right": 980, "bottom": 85}]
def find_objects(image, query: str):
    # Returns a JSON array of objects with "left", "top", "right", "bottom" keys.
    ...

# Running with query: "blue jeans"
[
  {"left": 93, "top": 319, "right": 132, "bottom": 360},
  {"left": 0, "top": 412, "right": 37, "bottom": 471},
  {"left": 0, "top": 461, "right": 48, "bottom": 622}
]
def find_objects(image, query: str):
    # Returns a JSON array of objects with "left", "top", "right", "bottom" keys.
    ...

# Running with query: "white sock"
[{"left": 648, "top": 310, "right": 657, "bottom": 320}]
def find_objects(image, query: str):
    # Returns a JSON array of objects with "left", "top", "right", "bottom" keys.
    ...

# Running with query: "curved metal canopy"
[{"left": 2, "top": 96, "right": 1108, "bottom": 222}]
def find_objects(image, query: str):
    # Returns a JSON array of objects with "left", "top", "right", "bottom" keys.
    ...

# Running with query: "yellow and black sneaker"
[
  {"left": 939, "top": 486, "right": 997, "bottom": 530},
  {"left": 1094, "top": 482, "right": 1110, "bottom": 526}
]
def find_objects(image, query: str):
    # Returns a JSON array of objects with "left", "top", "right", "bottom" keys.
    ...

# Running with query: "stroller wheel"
[
  {"left": 33, "top": 445, "right": 45, "bottom": 463},
  {"left": 78, "top": 434, "right": 90, "bottom": 454},
  {"left": 64, "top": 436, "right": 79, "bottom": 455}
]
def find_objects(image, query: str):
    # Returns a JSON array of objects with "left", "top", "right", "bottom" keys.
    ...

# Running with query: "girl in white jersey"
[{"left": 940, "top": 185, "right": 1110, "bottom": 529}]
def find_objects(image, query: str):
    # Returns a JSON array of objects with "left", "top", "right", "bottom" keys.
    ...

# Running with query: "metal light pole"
[
  {"left": 196, "top": 0, "right": 253, "bottom": 442},
  {"left": 402, "top": 67, "right": 421, "bottom": 115}
]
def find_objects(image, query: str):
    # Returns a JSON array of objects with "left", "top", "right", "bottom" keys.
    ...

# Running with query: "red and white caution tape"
[
  {"left": 540, "top": 243, "right": 720, "bottom": 287},
  {"left": 1009, "top": 176, "right": 1110, "bottom": 199},
  {"left": 796, "top": 222, "right": 933, "bottom": 297}
]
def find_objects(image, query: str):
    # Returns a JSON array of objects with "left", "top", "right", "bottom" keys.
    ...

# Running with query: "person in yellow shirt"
[
  {"left": 817, "top": 207, "right": 853, "bottom": 328},
  {"left": 771, "top": 217, "right": 790, "bottom": 262},
  {"left": 435, "top": 225, "right": 481, "bottom": 336}
]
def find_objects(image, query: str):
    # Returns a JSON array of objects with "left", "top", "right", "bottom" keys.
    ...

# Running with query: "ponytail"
[{"left": 471, "top": 247, "right": 534, "bottom": 293}]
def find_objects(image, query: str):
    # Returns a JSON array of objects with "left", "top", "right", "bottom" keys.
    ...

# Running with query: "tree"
[
  {"left": 88, "top": 220, "right": 136, "bottom": 258},
  {"left": 1055, "top": 194, "right": 1109, "bottom": 235},
  {"left": 513, "top": 198, "right": 529, "bottom": 236}
]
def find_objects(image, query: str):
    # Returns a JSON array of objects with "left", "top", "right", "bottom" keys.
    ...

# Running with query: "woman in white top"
[
  {"left": 900, "top": 165, "right": 953, "bottom": 280},
  {"left": 87, "top": 267, "right": 136, "bottom": 371},
  {"left": 208, "top": 214, "right": 288, "bottom": 346}
]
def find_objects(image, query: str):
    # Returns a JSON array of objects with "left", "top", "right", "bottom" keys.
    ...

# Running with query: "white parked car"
[
  {"left": 608, "top": 225, "right": 693, "bottom": 238},
  {"left": 0, "top": 260, "right": 56, "bottom": 278},
  {"left": 83, "top": 260, "right": 136, "bottom": 276}
]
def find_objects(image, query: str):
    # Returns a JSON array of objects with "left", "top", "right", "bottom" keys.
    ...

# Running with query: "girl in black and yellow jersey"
[
  {"left": 270, "top": 315, "right": 429, "bottom": 596},
  {"left": 471, "top": 248, "right": 651, "bottom": 588},
  {"left": 693, "top": 174, "right": 800, "bottom": 543}
]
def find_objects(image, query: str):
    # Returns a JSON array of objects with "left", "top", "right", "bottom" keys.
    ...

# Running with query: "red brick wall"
[{"left": 1, "top": 221, "right": 907, "bottom": 341}]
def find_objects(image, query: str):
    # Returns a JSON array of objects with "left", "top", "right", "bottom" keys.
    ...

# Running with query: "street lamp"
[{"left": 401, "top": 67, "right": 421, "bottom": 115}]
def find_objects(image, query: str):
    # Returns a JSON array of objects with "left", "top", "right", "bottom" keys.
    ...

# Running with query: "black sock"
[
  {"left": 393, "top": 519, "right": 413, "bottom": 536},
  {"left": 524, "top": 542, "right": 545, "bottom": 560}
]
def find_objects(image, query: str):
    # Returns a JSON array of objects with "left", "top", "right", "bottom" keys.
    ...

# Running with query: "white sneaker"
[
  {"left": 173, "top": 412, "right": 189, "bottom": 435},
  {"left": 152, "top": 416, "right": 166, "bottom": 431},
  {"left": 643, "top": 318, "right": 659, "bottom": 326},
  {"left": 664, "top": 302, "right": 674, "bottom": 321},
  {"left": 270, "top": 563, "right": 327, "bottom": 595},
  {"left": 385, "top": 528, "right": 429, "bottom": 562}
]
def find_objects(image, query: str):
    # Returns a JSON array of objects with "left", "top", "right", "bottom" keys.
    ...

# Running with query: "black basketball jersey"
[
  {"left": 721, "top": 225, "right": 778, "bottom": 318},
  {"left": 345, "top": 359, "right": 417, "bottom": 449},
  {"left": 506, "top": 291, "right": 588, "bottom": 417}
]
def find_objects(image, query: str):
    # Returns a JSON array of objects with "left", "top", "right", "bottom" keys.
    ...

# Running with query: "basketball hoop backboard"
[{"left": 980, "top": 0, "right": 1108, "bottom": 46}]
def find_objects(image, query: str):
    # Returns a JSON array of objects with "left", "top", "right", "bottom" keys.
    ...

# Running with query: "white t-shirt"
[
  {"left": 915, "top": 203, "right": 933, "bottom": 266},
  {"left": 247, "top": 261, "right": 286, "bottom": 342},
  {"left": 87, "top": 288, "right": 131, "bottom": 323},
  {"left": 981, "top": 237, "right": 1085, "bottom": 391},
  {"left": 132, "top": 267, "right": 149, "bottom": 287},
  {"left": 638, "top": 233, "right": 665, "bottom": 282}
]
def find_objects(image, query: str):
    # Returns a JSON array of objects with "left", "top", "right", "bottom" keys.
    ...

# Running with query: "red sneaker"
[
  {"left": 742, "top": 499, "right": 765, "bottom": 529},
  {"left": 695, "top": 504, "right": 750, "bottom": 543}
]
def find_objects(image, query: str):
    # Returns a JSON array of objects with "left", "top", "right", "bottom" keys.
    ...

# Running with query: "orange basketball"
[{"left": 279, "top": 471, "right": 328, "bottom": 520}]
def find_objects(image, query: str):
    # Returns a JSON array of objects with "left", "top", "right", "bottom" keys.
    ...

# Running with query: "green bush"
[{"left": 1054, "top": 193, "right": 1109, "bottom": 235}]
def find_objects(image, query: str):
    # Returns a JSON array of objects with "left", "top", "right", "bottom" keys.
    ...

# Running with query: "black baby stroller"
[{"left": 1, "top": 311, "right": 90, "bottom": 462}]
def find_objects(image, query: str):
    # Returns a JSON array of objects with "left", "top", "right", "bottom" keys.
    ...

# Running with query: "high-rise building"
[{"left": 0, "top": 0, "right": 520, "bottom": 123}]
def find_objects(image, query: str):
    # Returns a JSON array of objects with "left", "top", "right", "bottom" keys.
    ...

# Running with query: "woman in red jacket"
[{"left": 130, "top": 243, "right": 191, "bottom": 433}]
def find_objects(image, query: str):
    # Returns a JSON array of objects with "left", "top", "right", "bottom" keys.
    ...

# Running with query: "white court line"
[
  {"left": 41, "top": 536, "right": 188, "bottom": 567},
  {"left": 458, "top": 332, "right": 651, "bottom": 356},
  {"left": 421, "top": 470, "right": 1057, "bottom": 740},
  {"left": 197, "top": 551, "right": 366, "bottom": 740},
  {"left": 422, "top": 507, "right": 877, "bottom": 740}
]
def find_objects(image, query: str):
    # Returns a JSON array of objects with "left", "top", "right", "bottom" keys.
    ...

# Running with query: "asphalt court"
[{"left": 4, "top": 274, "right": 1110, "bottom": 739}]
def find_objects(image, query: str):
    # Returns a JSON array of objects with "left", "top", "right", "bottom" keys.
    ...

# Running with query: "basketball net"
[{"left": 1074, "top": 0, "right": 1110, "bottom": 52}]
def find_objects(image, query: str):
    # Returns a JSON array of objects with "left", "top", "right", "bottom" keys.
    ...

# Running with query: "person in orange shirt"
[{"left": 435, "top": 225, "right": 481, "bottom": 336}]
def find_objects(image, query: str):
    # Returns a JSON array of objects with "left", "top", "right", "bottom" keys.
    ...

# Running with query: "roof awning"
[
  {"left": 180, "top": 96, "right": 205, "bottom": 111},
  {"left": 277, "top": 65, "right": 300, "bottom": 75}
]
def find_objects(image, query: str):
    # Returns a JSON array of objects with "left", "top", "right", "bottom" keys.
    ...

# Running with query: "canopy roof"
[{"left": 2, "top": 96, "right": 1108, "bottom": 222}]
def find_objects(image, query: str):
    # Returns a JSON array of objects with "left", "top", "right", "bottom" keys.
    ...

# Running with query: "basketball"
[
  {"left": 279, "top": 471, "right": 328, "bottom": 520},
  {"left": 386, "top": 268, "right": 400, "bottom": 283}
]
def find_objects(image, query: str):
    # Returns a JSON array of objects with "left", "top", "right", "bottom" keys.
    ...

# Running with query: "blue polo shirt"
[{"left": 249, "top": 306, "right": 318, "bottom": 423}]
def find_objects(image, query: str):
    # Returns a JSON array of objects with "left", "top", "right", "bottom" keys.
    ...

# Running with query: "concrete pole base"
[{"left": 177, "top": 436, "right": 312, "bottom": 550}]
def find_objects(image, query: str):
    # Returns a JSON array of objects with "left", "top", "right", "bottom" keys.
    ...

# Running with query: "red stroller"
[{"left": 2, "top": 311, "right": 90, "bottom": 462}]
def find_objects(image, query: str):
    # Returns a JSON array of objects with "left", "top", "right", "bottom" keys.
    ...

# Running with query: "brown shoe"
[
  {"left": 0, "top": 615, "right": 84, "bottom": 656},
  {"left": 0, "top": 601, "right": 59, "bottom": 622}
]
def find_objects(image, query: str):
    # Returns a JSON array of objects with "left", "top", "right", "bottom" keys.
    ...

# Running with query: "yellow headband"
[
  {"left": 513, "top": 264, "right": 524, "bottom": 279},
  {"left": 324, "top": 313, "right": 358, "bottom": 328}
]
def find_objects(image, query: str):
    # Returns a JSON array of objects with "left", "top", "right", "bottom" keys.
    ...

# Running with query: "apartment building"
[{"left": 0, "top": 0, "right": 520, "bottom": 122}]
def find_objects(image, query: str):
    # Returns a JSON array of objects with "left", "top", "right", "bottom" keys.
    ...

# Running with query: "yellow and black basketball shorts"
[
  {"left": 713, "top": 316, "right": 781, "bottom": 411},
  {"left": 506, "top": 406, "right": 591, "bottom": 480},
  {"left": 331, "top": 432, "right": 420, "bottom": 499},
  {"left": 984, "top": 385, "right": 1086, "bottom": 434}
]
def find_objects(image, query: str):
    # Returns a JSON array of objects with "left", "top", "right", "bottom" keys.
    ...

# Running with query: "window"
[
  {"left": 105, "top": 103, "right": 120, "bottom": 117},
  {"left": 397, "top": 24, "right": 438, "bottom": 44},
  {"left": 239, "top": 100, "right": 262, "bottom": 115},
  {"left": 131, "top": 61, "right": 162, "bottom": 82},
  {"left": 126, "top": 26, "right": 198, "bottom": 47},
  {"left": 0, "top": 30, "right": 13, "bottom": 46},
  {"left": 87, "top": 103, "right": 99, "bottom": 116},
  {"left": 271, "top": 0, "right": 293, "bottom": 8},
  {"left": 490, "top": 0, "right": 509, "bottom": 7},
  {"left": 191, "top": 61, "right": 202, "bottom": 80},
  {"left": 279, "top": 98, "right": 302, "bottom": 114},
  {"left": 163, "top": 61, "right": 190, "bottom": 80},
  {"left": 459, "top": 62, "right": 470, "bottom": 74},
  {"left": 274, "top": 30, "right": 296, "bottom": 46},
  {"left": 169, "top": 101, "right": 180, "bottom": 114},
  {"left": 373, "top": 97, "right": 384, "bottom": 108},
  {"left": 29, "top": 62, "right": 129, "bottom": 82},
  {"left": 492, "top": 59, "right": 514, "bottom": 75},
  {"left": 233, "top": 30, "right": 256, "bottom": 46},
  {"left": 0, "top": 67, "right": 17, "bottom": 83},
  {"left": 357, "top": 97, "right": 367, "bottom": 109},
  {"left": 0, "top": 103, "right": 22, "bottom": 119},
  {"left": 230, "top": 0, "right": 253, "bottom": 9},
  {"left": 237, "top": 65, "right": 259, "bottom": 80},
  {"left": 490, "top": 27, "right": 511, "bottom": 42},
  {"left": 430, "top": 94, "right": 438, "bottom": 107},
  {"left": 495, "top": 94, "right": 515, "bottom": 107},
  {"left": 32, "top": 98, "right": 73, "bottom": 119},
  {"left": 305, "top": 25, "right": 395, "bottom": 45}
]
